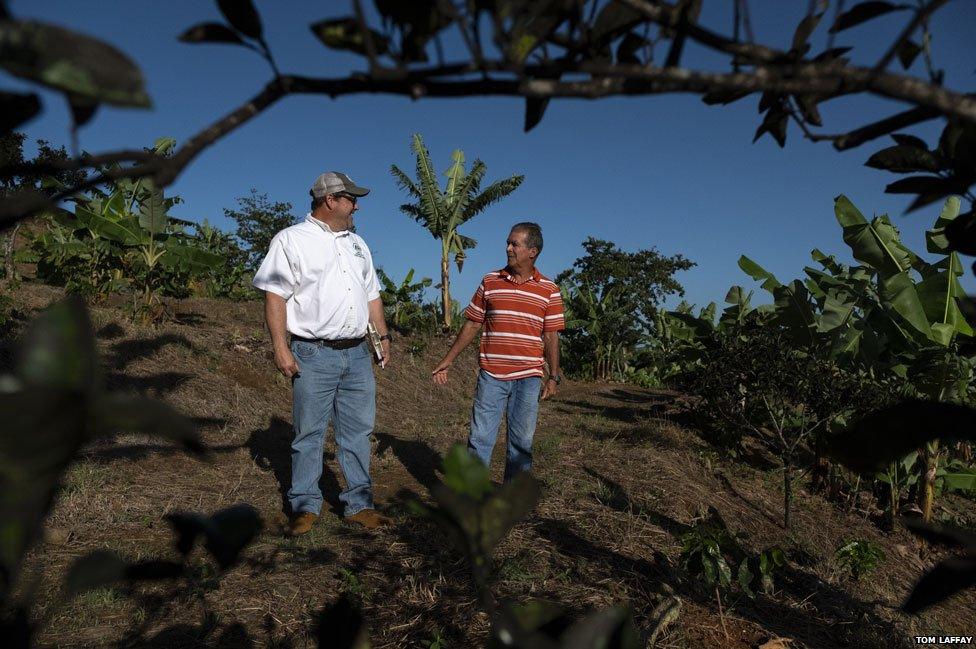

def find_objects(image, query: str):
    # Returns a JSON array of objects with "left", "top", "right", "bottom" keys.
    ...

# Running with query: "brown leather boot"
[
  {"left": 287, "top": 511, "right": 318, "bottom": 536},
  {"left": 345, "top": 509, "right": 392, "bottom": 530}
]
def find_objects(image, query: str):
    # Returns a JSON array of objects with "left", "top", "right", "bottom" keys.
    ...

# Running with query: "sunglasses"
[{"left": 333, "top": 192, "right": 358, "bottom": 205}]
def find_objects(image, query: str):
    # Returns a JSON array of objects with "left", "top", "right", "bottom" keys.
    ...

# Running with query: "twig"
[{"left": 873, "top": 0, "right": 950, "bottom": 73}]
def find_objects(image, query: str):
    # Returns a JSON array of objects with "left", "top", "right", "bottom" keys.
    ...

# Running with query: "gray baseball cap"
[{"left": 310, "top": 171, "right": 370, "bottom": 198}]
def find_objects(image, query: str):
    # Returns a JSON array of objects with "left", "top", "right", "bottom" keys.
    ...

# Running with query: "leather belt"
[{"left": 292, "top": 335, "right": 365, "bottom": 350}]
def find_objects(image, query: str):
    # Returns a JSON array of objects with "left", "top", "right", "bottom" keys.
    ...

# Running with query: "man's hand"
[
  {"left": 274, "top": 347, "right": 300, "bottom": 378},
  {"left": 432, "top": 359, "right": 451, "bottom": 385},
  {"left": 380, "top": 338, "right": 391, "bottom": 367},
  {"left": 541, "top": 378, "right": 558, "bottom": 400}
]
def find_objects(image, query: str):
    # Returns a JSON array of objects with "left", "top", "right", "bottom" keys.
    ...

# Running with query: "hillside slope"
[{"left": 5, "top": 285, "right": 974, "bottom": 648}]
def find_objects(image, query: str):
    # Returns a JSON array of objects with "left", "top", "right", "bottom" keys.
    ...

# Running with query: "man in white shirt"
[{"left": 252, "top": 171, "right": 392, "bottom": 535}]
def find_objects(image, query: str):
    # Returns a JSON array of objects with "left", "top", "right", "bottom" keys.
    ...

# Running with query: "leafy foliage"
[
  {"left": 377, "top": 267, "right": 434, "bottom": 335},
  {"left": 558, "top": 237, "right": 694, "bottom": 380},
  {"left": 222, "top": 188, "right": 295, "bottom": 272},
  {"left": 679, "top": 507, "right": 786, "bottom": 598},
  {"left": 834, "top": 539, "right": 885, "bottom": 581}
]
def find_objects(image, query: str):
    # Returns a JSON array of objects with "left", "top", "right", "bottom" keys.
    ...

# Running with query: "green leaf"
[
  {"left": 791, "top": 12, "right": 822, "bottom": 54},
  {"left": 591, "top": 0, "right": 645, "bottom": 46},
  {"left": 178, "top": 22, "right": 253, "bottom": 48},
  {"left": 0, "top": 20, "right": 150, "bottom": 107},
  {"left": 738, "top": 255, "right": 781, "bottom": 292},
  {"left": 942, "top": 470, "right": 976, "bottom": 492},
  {"left": 63, "top": 550, "right": 125, "bottom": 601},
  {"left": 897, "top": 39, "right": 922, "bottom": 69},
  {"left": 441, "top": 444, "right": 491, "bottom": 499},
  {"left": 829, "top": 1, "right": 906, "bottom": 33},
  {"left": 479, "top": 473, "right": 540, "bottom": 551},
  {"left": 834, "top": 195, "right": 915, "bottom": 278},
  {"left": 310, "top": 18, "right": 390, "bottom": 56},
  {"left": 138, "top": 183, "right": 168, "bottom": 235},
  {"left": 885, "top": 175, "right": 966, "bottom": 212},
  {"left": 866, "top": 144, "right": 942, "bottom": 173},
  {"left": 737, "top": 559, "right": 755, "bottom": 598},
  {"left": 827, "top": 400, "right": 976, "bottom": 474},
  {"left": 925, "top": 196, "right": 961, "bottom": 254},
  {"left": 524, "top": 96, "right": 550, "bottom": 133},
  {"left": 878, "top": 270, "right": 932, "bottom": 340},
  {"left": 17, "top": 296, "right": 98, "bottom": 393},
  {"left": 0, "top": 90, "right": 41, "bottom": 132},
  {"left": 217, "top": 0, "right": 263, "bottom": 39},
  {"left": 0, "top": 387, "right": 88, "bottom": 598}
]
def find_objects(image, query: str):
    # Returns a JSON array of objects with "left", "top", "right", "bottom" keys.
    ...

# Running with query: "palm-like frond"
[
  {"left": 462, "top": 173, "right": 524, "bottom": 223},
  {"left": 411, "top": 134, "right": 448, "bottom": 236},
  {"left": 390, "top": 164, "right": 421, "bottom": 199},
  {"left": 445, "top": 160, "right": 486, "bottom": 229}
]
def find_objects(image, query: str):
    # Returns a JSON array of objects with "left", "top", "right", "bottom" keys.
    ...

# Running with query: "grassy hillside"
[{"left": 4, "top": 285, "right": 974, "bottom": 648}]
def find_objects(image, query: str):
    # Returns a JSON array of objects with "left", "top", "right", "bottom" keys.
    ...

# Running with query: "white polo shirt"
[{"left": 252, "top": 215, "right": 381, "bottom": 339}]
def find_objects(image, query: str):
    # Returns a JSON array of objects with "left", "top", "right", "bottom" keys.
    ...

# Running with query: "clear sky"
[{"left": 9, "top": 1, "right": 976, "bottom": 310}]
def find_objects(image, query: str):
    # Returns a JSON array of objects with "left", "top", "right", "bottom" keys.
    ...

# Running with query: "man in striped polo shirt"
[{"left": 432, "top": 222, "right": 565, "bottom": 481}]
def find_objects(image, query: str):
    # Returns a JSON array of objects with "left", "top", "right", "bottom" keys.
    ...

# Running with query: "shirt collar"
[
  {"left": 306, "top": 214, "right": 350, "bottom": 238},
  {"left": 497, "top": 267, "right": 540, "bottom": 284}
]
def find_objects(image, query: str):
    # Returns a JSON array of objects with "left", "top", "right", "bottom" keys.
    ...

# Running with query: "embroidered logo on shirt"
[{"left": 351, "top": 242, "right": 366, "bottom": 259}]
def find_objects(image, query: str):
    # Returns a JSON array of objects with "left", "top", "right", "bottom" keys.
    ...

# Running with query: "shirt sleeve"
[
  {"left": 543, "top": 284, "right": 566, "bottom": 332},
  {"left": 463, "top": 280, "right": 487, "bottom": 323},
  {"left": 361, "top": 238, "right": 381, "bottom": 301},
  {"left": 252, "top": 233, "right": 297, "bottom": 300}
]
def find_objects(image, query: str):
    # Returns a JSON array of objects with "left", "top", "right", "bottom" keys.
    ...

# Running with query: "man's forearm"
[
  {"left": 443, "top": 320, "right": 481, "bottom": 363},
  {"left": 265, "top": 292, "right": 290, "bottom": 353},
  {"left": 367, "top": 298, "right": 388, "bottom": 335},
  {"left": 544, "top": 332, "right": 561, "bottom": 377}
]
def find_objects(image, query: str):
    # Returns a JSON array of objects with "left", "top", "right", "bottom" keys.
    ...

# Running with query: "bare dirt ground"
[{"left": 5, "top": 285, "right": 975, "bottom": 648}]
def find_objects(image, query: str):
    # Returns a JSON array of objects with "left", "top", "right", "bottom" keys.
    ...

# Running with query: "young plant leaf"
[
  {"left": 442, "top": 443, "right": 491, "bottom": 499},
  {"left": 216, "top": 0, "right": 263, "bottom": 39},
  {"left": 0, "top": 20, "right": 150, "bottom": 107}
]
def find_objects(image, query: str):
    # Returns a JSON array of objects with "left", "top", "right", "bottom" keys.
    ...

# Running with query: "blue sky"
[{"left": 9, "top": 1, "right": 976, "bottom": 310}]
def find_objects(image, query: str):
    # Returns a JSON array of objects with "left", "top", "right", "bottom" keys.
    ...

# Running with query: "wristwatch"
[{"left": 547, "top": 373, "right": 562, "bottom": 384}]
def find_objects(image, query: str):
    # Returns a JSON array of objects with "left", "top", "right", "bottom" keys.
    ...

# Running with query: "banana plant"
[
  {"left": 391, "top": 133, "right": 523, "bottom": 329},
  {"left": 377, "top": 267, "right": 432, "bottom": 333},
  {"left": 563, "top": 283, "right": 636, "bottom": 379},
  {"left": 835, "top": 195, "right": 973, "bottom": 522}
]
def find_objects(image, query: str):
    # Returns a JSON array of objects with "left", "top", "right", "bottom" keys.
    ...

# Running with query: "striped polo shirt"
[{"left": 463, "top": 267, "right": 565, "bottom": 380}]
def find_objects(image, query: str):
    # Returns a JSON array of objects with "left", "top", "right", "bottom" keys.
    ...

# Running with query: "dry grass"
[{"left": 3, "top": 283, "right": 975, "bottom": 648}]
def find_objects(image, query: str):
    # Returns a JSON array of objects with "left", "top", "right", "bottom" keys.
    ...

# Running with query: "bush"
[{"left": 834, "top": 539, "right": 885, "bottom": 581}]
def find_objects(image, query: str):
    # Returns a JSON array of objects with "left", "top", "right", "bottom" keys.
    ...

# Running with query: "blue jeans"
[
  {"left": 289, "top": 339, "right": 375, "bottom": 517},
  {"left": 468, "top": 370, "right": 542, "bottom": 482}
]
